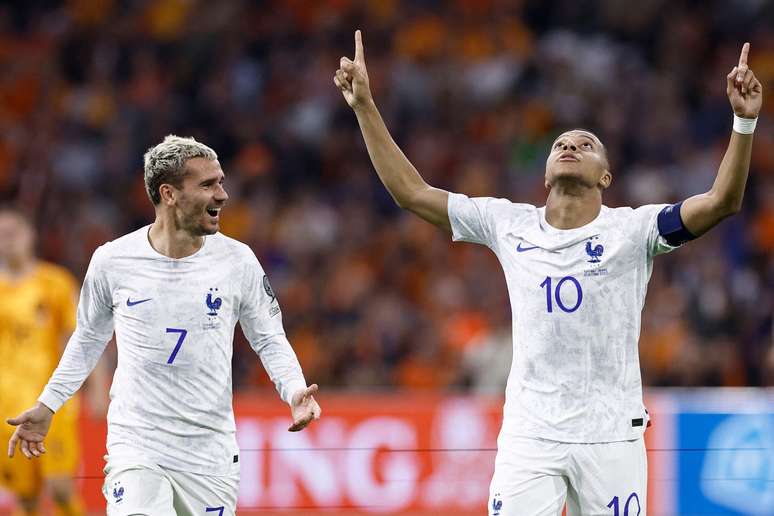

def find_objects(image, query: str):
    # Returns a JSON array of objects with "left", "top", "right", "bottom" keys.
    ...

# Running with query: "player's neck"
[
  {"left": 148, "top": 219, "right": 204, "bottom": 259},
  {"left": 544, "top": 187, "right": 602, "bottom": 230}
]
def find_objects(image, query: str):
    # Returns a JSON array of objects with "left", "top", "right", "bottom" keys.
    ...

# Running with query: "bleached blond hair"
[{"left": 143, "top": 135, "right": 218, "bottom": 205}]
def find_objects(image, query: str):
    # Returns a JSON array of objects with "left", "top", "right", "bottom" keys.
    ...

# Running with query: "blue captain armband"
[{"left": 656, "top": 201, "right": 696, "bottom": 246}]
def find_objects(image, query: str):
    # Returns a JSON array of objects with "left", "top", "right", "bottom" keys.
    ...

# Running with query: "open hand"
[
  {"left": 727, "top": 42, "right": 763, "bottom": 119},
  {"left": 288, "top": 384, "right": 321, "bottom": 432},
  {"left": 334, "top": 30, "right": 372, "bottom": 109},
  {"left": 7, "top": 403, "right": 54, "bottom": 459}
]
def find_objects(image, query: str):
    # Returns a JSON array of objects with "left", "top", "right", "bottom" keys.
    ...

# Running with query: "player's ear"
[
  {"left": 599, "top": 170, "right": 612, "bottom": 189},
  {"left": 159, "top": 184, "right": 176, "bottom": 205}
]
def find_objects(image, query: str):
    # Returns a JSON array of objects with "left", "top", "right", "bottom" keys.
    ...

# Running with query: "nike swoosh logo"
[
  {"left": 126, "top": 298, "right": 152, "bottom": 307},
  {"left": 516, "top": 243, "right": 539, "bottom": 252}
]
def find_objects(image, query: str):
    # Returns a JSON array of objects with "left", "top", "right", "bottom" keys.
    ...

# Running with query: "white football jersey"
[
  {"left": 39, "top": 226, "right": 307, "bottom": 474},
  {"left": 448, "top": 193, "right": 679, "bottom": 443}
]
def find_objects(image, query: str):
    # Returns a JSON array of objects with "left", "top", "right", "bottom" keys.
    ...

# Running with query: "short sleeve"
[
  {"left": 448, "top": 193, "right": 512, "bottom": 249},
  {"left": 631, "top": 204, "right": 683, "bottom": 257}
]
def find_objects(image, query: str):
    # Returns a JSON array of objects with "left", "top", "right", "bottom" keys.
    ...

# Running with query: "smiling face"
[
  {"left": 545, "top": 130, "right": 611, "bottom": 191},
  {"left": 163, "top": 157, "right": 228, "bottom": 236}
]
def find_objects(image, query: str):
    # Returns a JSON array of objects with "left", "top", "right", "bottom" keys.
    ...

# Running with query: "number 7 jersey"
[
  {"left": 448, "top": 193, "right": 680, "bottom": 443},
  {"left": 39, "top": 226, "right": 307, "bottom": 475}
]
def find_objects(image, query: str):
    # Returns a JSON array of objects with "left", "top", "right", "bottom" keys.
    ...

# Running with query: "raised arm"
[
  {"left": 335, "top": 30, "right": 451, "bottom": 232},
  {"left": 680, "top": 42, "right": 763, "bottom": 237}
]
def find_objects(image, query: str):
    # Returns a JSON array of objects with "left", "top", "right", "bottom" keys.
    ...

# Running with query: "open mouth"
[{"left": 206, "top": 207, "right": 221, "bottom": 217}]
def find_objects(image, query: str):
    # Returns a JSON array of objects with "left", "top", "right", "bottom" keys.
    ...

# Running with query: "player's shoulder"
[
  {"left": 501, "top": 201, "right": 539, "bottom": 233},
  {"left": 96, "top": 225, "right": 150, "bottom": 255},
  {"left": 84, "top": 226, "right": 152, "bottom": 271},
  {"left": 603, "top": 204, "right": 670, "bottom": 224},
  {"left": 596, "top": 205, "right": 641, "bottom": 232},
  {"left": 485, "top": 198, "right": 538, "bottom": 233},
  {"left": 481, "top": 195, "right": 536, "bottom": 217},
  {"left": 480, "top": 198, "right": 540, "bottom": 239},
  {"left": 453, "top": 192, "right": 537, "bottom": 224},
  {"left": 208, "top": 232, "right": 262, "bottom": 266},
  {"left": 601, "top": 204, "right": 675, "bottom": 250},
  {"left": 493, "top": 197, "right": 537, "bottom": 216},
  {"left": 599, "top": 205, "right": 635, "bottom": 223},
  {"left": 468, "top": 194, "right": 535, "bottom": 213},
  {"left": 208, "top": 232, "right": 254, "bottom": 256}
]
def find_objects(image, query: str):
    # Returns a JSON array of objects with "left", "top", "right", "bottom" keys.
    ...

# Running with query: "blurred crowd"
[{"left": 1, "top": 0, "right": 772, "bottom": 392}]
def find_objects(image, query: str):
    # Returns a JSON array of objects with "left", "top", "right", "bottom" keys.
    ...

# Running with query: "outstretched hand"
[
  {"left": 7, "top": 403, "right": 54, "bottom": 459},
  {"left": 727, "top": 42, "right": 763, "bottom": 119},
  {"left": 334, "top": 30, "right": 372, "bottom": 109},
  {"left": 288, "top": 384, "right": 321, "bottom": 432}
]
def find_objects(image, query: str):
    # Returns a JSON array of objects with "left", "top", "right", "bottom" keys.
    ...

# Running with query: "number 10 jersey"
[{"left": 448, "top": 193, "right": 679, "bottom": 443}]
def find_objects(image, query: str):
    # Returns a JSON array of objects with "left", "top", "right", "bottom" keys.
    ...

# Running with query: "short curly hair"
[{"left": 143, "top": 135, "right": 218, "bottom": 205}]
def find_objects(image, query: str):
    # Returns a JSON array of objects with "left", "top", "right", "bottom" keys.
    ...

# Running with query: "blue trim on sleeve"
[{"left": 656, "top": 201, "right": 695, "bottom": 246}]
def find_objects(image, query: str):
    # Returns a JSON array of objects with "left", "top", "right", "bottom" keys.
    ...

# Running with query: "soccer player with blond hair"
[{"left": 7, "top": 136, "right": 321, "bottom": 515}]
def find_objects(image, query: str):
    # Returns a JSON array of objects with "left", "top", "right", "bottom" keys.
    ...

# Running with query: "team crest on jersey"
[
  {"left": 585, "top": 237, "right": 604, "bottom": 263},
  {"left": 583, "top": 236, "right": 608, "bottom": 276},
  {"left": 112, "top": 483, "right": 124, "bottom": 503},
  {"left": 491, "top": 494, "right": 503, "bottom": 515},
  {"left": 206, "top": 288, "right": 222, "bottom": 316},
  {"left": 203, "top": 288, "right": 223, "bottom": 329}
]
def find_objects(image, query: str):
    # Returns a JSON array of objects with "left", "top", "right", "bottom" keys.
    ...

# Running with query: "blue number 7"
[
  {"left": 205, "top": 507, "right": 224, "bottom": 516},
  {"left": 165, "top": 328, "right": 188, "bottom": 364}
]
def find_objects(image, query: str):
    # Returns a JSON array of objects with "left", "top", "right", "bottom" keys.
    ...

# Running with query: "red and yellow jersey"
[{"left": 0, "top": 261, "right": 78, "bottom": 414}]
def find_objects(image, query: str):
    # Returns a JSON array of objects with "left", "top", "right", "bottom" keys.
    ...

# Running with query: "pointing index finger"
[
  {"left": 355, "top": 30, "right": 364, "bottom": 64},
  {"left": 738, "top": 42, "right": 750, "bottom": 68}
]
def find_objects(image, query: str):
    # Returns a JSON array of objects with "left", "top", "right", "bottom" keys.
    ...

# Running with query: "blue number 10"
[
  {"left": 608, "top": 493, "right": 641, "bottom": 516},
  {"left": 540, "top": 276, "right": 583, "bottom": 313}
]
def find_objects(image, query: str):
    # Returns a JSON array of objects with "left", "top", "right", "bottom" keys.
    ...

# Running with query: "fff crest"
[
  {"left": 206, "top": 288, "right": 222, "bottom": 316},
  {"left": 585, "top": 236, "right": 604, "bottom": 263}
]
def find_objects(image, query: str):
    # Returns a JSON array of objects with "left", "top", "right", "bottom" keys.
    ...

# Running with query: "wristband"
[{"left": 733, "top": 114, "right": 757, "bottom": 134}]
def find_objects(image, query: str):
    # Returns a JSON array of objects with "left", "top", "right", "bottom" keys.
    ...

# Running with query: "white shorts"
[
  {"left": 102, "top": 461, "right": 240, "bottom": 516},
  {"left": 488, "top": 436, "right": 647, "bottom": 516}
]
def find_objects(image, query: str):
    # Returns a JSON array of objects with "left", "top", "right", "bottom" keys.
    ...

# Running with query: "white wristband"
[{"left": 733, "top": 114, "right": 757, "bottom": 134}]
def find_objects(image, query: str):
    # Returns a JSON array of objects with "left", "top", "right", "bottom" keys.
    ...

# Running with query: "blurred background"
[{"left": 0, "top": 0, "right": 772, "bottom": 515}]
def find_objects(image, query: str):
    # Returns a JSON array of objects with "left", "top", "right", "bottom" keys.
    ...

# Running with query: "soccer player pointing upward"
[
  {"left": 336, "top": 32, "right": 761, "bottom": 515},
  {"left": 7, "top": 136, "right": 321, "bottom": 515}
]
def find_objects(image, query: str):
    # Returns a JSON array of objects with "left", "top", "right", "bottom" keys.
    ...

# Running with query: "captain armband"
[{"left": 656, "top": 201, "right": 696, "bottom": 247}]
